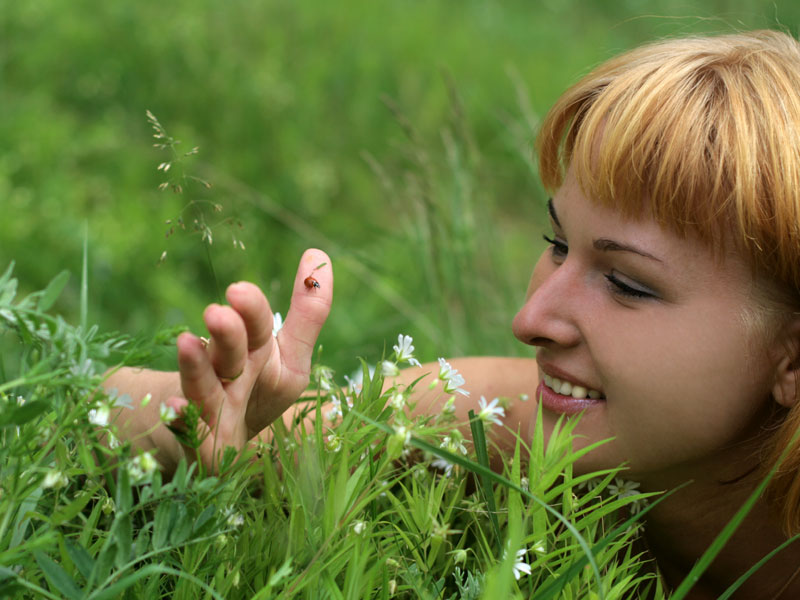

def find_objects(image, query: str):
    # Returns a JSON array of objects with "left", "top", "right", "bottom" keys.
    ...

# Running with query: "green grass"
[{"left": 0, "top": 266, "right": 664, "bottom": 598}]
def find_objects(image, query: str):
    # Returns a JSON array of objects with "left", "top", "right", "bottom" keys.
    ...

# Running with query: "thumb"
[{"left": 278, "top": 248, "right": 333, "bottom": 380}]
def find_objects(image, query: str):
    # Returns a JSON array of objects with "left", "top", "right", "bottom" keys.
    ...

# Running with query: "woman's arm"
[{"left": 397, "top": 356, "right": 540, "bottom": 452}]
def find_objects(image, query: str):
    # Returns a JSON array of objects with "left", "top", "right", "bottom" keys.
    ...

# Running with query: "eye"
[
  {"left": 542, "top": 234, "right": 568, "bottom": 261},
  {"left": 604, "top": 271, "right": 657, "bottom": 300}
]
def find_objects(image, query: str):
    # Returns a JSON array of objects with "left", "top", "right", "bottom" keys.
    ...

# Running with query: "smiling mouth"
[{"left": 542, "top": 373, "right": 605, "bottom": 400}]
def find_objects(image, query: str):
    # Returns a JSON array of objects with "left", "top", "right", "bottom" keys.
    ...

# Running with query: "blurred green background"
[{"left": 3, "top": 0, "right": 799, "bottom": 374}]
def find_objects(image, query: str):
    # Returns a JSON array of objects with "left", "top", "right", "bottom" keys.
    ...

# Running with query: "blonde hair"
[{"left": 536, "top": 30, "right": 800, "bottom": 533}]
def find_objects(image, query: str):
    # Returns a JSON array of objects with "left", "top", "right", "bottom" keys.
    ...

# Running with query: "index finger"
[{"left": 279, "top": 248, "right": 333, "bottom": 374}]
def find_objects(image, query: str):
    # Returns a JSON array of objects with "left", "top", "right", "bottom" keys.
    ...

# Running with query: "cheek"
[{"left": 594, "top": 304, "right": 774, "bottom": 470}]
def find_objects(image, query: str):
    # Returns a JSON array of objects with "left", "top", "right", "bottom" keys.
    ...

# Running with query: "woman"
[{"left": 108, "top": 30, "right": 800, "bottom": 598}]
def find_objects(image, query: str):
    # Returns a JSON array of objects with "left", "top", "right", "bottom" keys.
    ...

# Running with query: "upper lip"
[{"left": 537, "top": 361, "right": 603, "bottom": 393}]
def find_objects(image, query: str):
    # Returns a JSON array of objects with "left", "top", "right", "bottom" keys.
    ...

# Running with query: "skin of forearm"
[
  {"left": 404, "top": 356, "right": 540, "bottom": 453},
  {"left": 103, "top": 367, "right": 188, "bottom": 475}
]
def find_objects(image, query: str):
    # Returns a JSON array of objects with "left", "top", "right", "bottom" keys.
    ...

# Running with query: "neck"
[{"left": 636, "top": 447, "right": 800, "bottom": 599}]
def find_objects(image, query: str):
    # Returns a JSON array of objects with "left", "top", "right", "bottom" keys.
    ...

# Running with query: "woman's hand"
[{"left": 166, "top": 248, "right": 332, "bottom": 469}]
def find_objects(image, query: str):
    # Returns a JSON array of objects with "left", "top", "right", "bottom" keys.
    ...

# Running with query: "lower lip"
[{"left": 536, "top": 381, "right": 605, "bottom": 415}]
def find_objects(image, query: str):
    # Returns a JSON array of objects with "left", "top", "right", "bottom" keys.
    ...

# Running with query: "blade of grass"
[
  {"left": 468, "top": 409, "right": 502, "bottom": 555},
  {"left": 670, "top": 456, "right": 788, "bottom": 598},
  {"left": 717, "top": 532, "right": 800, "bottom": 600},
  {"left": 81, "top": 221, "right": 88, "bottom": 331}
]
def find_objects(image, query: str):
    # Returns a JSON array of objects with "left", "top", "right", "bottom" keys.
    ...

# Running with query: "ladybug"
[{"left": 303, "top": 261, "right": 327, "bottom": 291}]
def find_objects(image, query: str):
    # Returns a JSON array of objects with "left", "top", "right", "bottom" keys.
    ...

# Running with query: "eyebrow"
[
  {"left": 593, "top": 238, "right": 663, "bottom": 262},
  {"left": 548, "top": 198, "right": 663, "bottom": 263}
]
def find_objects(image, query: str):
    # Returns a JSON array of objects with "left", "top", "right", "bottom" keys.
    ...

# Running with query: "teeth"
[
  {"left": 571, "top": 385, "right": 587, "bottom": 399},
  {"left": 542, "top": 373, "right": 603, "bottom": 400}
]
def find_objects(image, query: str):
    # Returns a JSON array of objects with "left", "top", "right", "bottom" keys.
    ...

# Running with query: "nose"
[{"left": 512, "top": 253, "right": 582, "bottom": 349}]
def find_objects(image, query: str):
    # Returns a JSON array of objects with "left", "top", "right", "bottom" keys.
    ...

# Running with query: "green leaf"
[
  {"left": 92, "top": 544, "right": 116, "bottom": 587},
  {"left": 113, "top": 514, "right": 132, "bottom": 568},
  {"left": 152, "top": 501, "right": 174, "bottom": 550},
  {"left": 38, "top": 270, "right": 70, "bottom": 312},
  {"left": 51, "top": 487, "right": 100, "bottom": 525},
  {"left": 115, "top": 466, "right": 132, "bottom": 513},
  {"left": 170, "top": 503, "right": 192, "bottom": 545},
  {"left": 1, "top": 400, "right": 49, "bottom": 427},
  {"left": 34, "top": 551, "right": 83, "bottom": 600},
  {"left": 193, "top": 505, "right": 217, "bottom": 535},
  {"left": 10, "top": 486, "right": 44, "bottom": 549},
  {"left": 65, "top": 540, "right": 95, "bottom": 582},
  {"left": 0, "top": 262, "right": 18, "bottom": 306}
]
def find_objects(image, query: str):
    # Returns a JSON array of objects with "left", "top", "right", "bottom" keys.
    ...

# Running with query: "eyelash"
[
  {"left": 541, "top": 234, "right": 655, "bottom": 300},
  {"left": 542, "top": 234, "right": 568, "bottom": 258}
]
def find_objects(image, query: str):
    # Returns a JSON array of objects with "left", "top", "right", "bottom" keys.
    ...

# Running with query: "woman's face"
[{"left": 513, "top": 169, "right": 780, "bottom": 485}]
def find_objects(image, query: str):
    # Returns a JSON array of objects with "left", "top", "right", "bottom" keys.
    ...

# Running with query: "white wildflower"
[
  {"left": 107, "top": 431, "right": 121, "bottom": 449},
  {"left": 88, "top": 404, "right": 111, "bottom": 427},
  {"left": 344, "top": 374, "right": 361, "bottom": 395},
  {"left": 393, "top": 334, "right": 421, "bottom": 366},
  {"left": 351, "top": 520, "right": 367, "bottom": 535},
  {"left": 159, "top": 402, "right": 178, "bottom": 424},
  {"left": 389, "top": 390, "right": 406, "bottom": 411},
  {"left": 441, "top": 395, "right": 456, "bottom": 415},
  {"left": 380, "top": 360, "right": 400, "bottom": 377},
  {"left": 440, "top": 434, "right": 468, "bottom": 456},
  {"left": 101, "top": 497, "right": 115, "bottom": 515},
  {"left": 42, "top": 469, "right": 68, "bottom": 489},
  {"left": 312, "top": 365, "right": 335, "bottom": 391},
  {"left": 272, "top": 312, "right": 283, "bottom": 337},
  {"left": 478, "top": 396, "right": 505, "bottom": 426},
  {"left": 437, "top": 358, "right": 469, "bottom": 396},
  {"left": 326, "top": 395, "right": 353, "bottom": 421},
  {"left": 431, "top": 518, "right": 460, "bottom": 541},
  {"left": 128, "top": 451, "right": 158, "bottom": 484},
  {"left": 106, "top": 389, "right": 134, "bottom": 409},
  {"left": 431, "top": 458, "right": 455, "bottom": 477},
  {"left": 326, "top": 433, "right": 343, "bottom": 453},
  {"left": 226, "top": 511, "right": 245, "bottom": 528},
  {"left": 532, "top": 538, "right": 547, "bottom": 555},
  {"left": 326, "top": 400, "right": 342, "bottom": 421},
  {"left": 393, "top": 425, "right": 412, "bottom": 447},
  {"left": 608, "top": 477, "right": 641, "bottom": 498},
  {"left": 511, "top": 548, "right": 532, "bottom": 580},
  {"left": 608, "top": 478, "right": 647, "bottom": 514}
]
